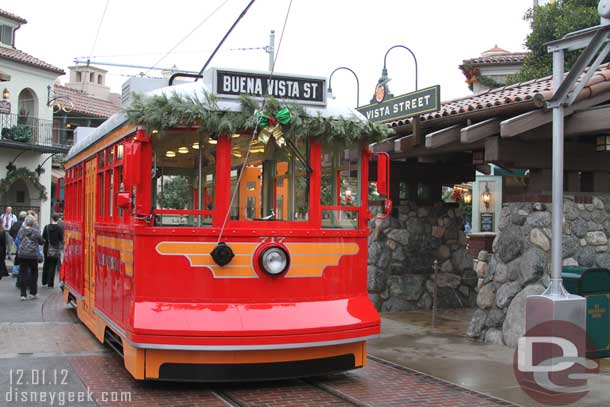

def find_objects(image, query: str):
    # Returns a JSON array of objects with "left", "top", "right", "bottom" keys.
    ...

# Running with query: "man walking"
[{"left": 1, "top": 206, "right": 17, "bottom": 260}]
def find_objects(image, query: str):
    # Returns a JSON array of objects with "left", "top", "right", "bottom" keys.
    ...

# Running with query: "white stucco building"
[{"left": 0, "top": 8, "right": 66, "bottom": 225}]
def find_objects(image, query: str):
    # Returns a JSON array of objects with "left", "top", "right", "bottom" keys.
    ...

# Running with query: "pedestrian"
[
  {"left": 42, "top": 214, "right": 63, "bottom": 288},
  {"left": 1, "top": 206, "right": 17, "bottom": 259},
  {"left": 9, "top": 211, "right": 26, "bottom": 278},
  {"left": 0, "top": 227, "right": 6, "bottom": 278},
  {"left": 17, "top": 216, "right": 42, "bottom": 300}
]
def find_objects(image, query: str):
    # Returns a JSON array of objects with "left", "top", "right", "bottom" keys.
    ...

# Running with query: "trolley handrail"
[{"left": 153, "top": 209, "right": 215, "bottom": 216}]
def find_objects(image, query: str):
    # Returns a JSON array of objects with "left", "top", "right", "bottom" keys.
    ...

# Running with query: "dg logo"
[{"left": 513, "top": 320, "right": 599, "bottom": 405}]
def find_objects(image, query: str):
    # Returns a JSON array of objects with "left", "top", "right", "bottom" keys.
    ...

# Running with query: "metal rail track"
[{"left": 211, "top": 377, "right": 372, "bottom": 407}]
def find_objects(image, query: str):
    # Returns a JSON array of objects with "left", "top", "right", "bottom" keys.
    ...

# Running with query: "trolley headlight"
[{"left": 260, "top": 246, "right": 289, "bottom": 275}]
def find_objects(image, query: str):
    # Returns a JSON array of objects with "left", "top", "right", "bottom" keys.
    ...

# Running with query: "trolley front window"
[
  {"left": 151, "top": 130, "right": 216, "bottom": 226},
  {"left": 229, "top": 135, "right": 309, "bottom": 222},
  {"left": 321, "top": 145, "right": 361, "bottom": 229}
]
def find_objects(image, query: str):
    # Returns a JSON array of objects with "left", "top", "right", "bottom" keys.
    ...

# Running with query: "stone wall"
[
  {"left": 468, "top": 195, "right": 610, "bottom": 347},
  {"left": 368, "top": 202, "right": 477, "bottom": 311}
]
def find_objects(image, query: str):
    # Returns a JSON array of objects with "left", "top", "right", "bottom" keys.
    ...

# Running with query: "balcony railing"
[{"left": 0, "top": 113, "right": 70, "bottom": 153}]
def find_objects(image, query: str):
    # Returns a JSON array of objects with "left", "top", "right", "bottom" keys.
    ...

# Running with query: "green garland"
[
  {"left": 0, "top": 167, "right": 47, "bottom": 201},
  {"left": 124, "top": 91, "right": 392, "bottom": 145},
  {"left": 460, "top": 64, "right": 502, "bottom": 91}
]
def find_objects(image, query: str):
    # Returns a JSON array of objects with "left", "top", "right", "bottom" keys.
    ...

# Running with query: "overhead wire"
[
  {"left": 143, "top": 0, "right": 231, "bottom": 76},
  {"left": 76, "top": 45, "right": 268, "bottom": 60},
  {"left": 216, "top": 0, "right": 294, "bottom": 244},
  {"left": 80, "top": 0, "right": 111, "bottom": 94}
]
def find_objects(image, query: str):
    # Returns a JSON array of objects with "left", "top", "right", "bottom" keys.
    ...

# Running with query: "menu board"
[{"left": 480, "top": 213, "right": 494, "bottom": 232}]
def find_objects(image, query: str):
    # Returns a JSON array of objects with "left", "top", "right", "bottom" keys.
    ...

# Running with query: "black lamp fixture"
[
  {"left": 373, "top": 44, "right": 419, "bottom": 104},
  {"left": 5, "top": 150, "right": 25, "bottom": 173},
  {"left": 327, "top": 67, "right": 360, "bottom": 107},
  {"left": 35, "top": 152, "right": 58, "bottom": 176}
]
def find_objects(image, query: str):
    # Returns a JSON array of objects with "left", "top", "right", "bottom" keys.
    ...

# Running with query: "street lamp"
[
  {"left": 374, "top": 45, "right": 419, "bottom": 101},
  {"left": 327, "top": 67, "right": 360, "bottom": 107}
]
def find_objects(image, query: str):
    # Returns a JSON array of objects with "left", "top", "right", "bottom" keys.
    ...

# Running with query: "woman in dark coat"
[{"left": 42, "top": 214, "right": 63, "bottom": 288}]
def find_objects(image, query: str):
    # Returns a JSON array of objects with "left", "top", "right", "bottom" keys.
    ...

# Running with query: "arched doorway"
[
  {"left": 17, "top": 88, "right": 38, "bottom": 119},
  {"left": 0, "top": 178, "right": 33, "bottom": 215},
  {"left": 17, "top": 88, "right": 38, "bottom": 142}
]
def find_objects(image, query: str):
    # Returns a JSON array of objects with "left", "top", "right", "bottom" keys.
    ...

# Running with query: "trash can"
[{"left": 562, "top": 266, "right": 610, "bottom": 358}]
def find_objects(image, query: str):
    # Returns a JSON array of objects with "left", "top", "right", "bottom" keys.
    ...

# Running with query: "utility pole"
[{"left": 267, "top": 30, "right": 275, "bottom": 71}]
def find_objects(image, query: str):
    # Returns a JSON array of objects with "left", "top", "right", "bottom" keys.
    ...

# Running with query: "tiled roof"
[
  {"left": 0, "top": 9, "right": 27, "bottom": 24},
  {"left": 0, "top": 47, "right": 64, "bottom": 74},
  {"left": 54, "top": 84, "right": 121, "bottom": 118},
  {"left": 462, "top": 52, "right": 528, "bottom": 67},
  {"left": 388, "top": 62, "right": 610, "bottom": 129}
]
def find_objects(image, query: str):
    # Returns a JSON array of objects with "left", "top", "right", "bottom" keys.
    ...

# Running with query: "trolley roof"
[{"left": 65, "top": 67, "right": 367, "bottom": 163}]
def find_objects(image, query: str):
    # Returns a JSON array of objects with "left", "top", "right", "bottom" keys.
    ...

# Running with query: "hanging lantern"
[
  {"left": 482, "top": 184, "right": 492, "bottom": 209},
  {"left": 463, "top": 191, "right": 472, "bottom": 204}
]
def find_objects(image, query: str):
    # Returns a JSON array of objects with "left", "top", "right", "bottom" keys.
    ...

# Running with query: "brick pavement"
[
  {"left": 69, "top": 355, "right": 227, "bottom": 407},
  {"left": 313, "top": 359, "right": 517, "bottom": 407},
  {"left": 221, "top": 381, "right": 354, "bottom": 407}
]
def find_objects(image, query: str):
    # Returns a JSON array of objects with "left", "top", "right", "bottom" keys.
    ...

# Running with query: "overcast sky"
[{"left": 5, "top": 0, "right": 533, "bottom": 106}]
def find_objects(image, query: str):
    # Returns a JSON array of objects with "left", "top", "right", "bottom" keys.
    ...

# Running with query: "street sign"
[
  {"left": 214, "top": 69, "right": 326, "bottom": 105},
  {"left": 357, "top": 85, "right": 440, "bottom": 123}
]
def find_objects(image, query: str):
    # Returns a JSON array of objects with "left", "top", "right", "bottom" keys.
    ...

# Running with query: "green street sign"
[{"left": 357, "top": 85, "right": 441, "bottom": 123}]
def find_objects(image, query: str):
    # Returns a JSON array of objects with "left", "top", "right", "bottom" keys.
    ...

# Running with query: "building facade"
[{"left": 0, "top": 9, "right": 66, "bottom": 225}]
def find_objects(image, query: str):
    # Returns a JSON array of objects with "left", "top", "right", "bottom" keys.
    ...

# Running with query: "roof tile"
[
  {"left": 462, "top": 52, "right": 528, "bottom": 67},
  {"left": 0, "top": 9, "right": 27, "bottom": 24},
  {"left": 0, "top": 47, "right": 64, "bottom": 74},
  {"left": 54, "top": 84, "right": 121, "bottom": 118}
]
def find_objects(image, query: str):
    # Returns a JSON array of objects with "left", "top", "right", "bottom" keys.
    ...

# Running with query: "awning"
[{"left": 0, "top": 71, "right": 11, "bottom": 81}]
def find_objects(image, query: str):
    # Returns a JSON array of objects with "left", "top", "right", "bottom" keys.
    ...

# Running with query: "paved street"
[{"left": 0, "top": 268, "right": 526, "bottom": 407}]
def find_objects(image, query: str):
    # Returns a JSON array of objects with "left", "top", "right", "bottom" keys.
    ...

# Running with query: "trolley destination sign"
[
  {"left": 214, "top": 69, "right": 326, "bottom": 105},
  {"left": 357, "top": 85, "right": 441, "bottom": 123}
]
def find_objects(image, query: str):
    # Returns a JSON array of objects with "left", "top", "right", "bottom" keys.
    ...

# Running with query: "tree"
[
  {"left": 158, "top": 176, "right": 192, "bottom": 209},
  {"left": 509, "top": 0, "right": 600, "bottom": 84}
]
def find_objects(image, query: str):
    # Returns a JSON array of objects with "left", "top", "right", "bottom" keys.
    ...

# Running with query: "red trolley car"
[{"left": 61, "top": 68, "right": 391, "bottom": 381}]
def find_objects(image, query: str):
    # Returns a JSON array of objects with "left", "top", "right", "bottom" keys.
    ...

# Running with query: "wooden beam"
[
  {"left": 565, "top": 104, "right": 610, "bottom": 136},
  {"left": 485, "top": 137, "right": 610, "bottom": 171},
  {"left": 413, "top": 117, "right": 424, "bottom": 146},
  {"left": 394, "top": 134, "right": 415, "bottom": 153},
  {"left": 460, "top": 118, "right": 500, "bottom": 143},
  {"left": 501, "top": 109, "right": 550, "bottom": 138},
  {"left": 425, "top": 125, "right": 461, "bottom": 148},
  {"left": 371, "top": 137, "right": 398, "bottom": 153},
  {"left": 501, "top": 91, "right": 610, "bottom": 138}
]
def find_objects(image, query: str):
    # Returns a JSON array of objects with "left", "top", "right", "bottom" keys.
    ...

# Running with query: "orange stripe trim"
[{"left": 66, "top": 125, "right": 136, "bottom": 168}]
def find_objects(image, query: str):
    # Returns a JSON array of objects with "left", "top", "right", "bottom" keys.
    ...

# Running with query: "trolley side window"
[
  {"left": 320, "top": 145, "right": 361, "bottom": 229},
  {"left": 151, "top": 130, "right": 216, "bottom": 227},
  {"left": 229, "top": 135, "right": 309, "bottom": 222}
]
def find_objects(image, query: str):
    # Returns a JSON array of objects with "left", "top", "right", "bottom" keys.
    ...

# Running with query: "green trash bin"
[{"left": 562, "top": 266, "right": 610, "bottom": 358}]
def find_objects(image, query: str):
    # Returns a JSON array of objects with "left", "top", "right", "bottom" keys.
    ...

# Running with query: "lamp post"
[
  {"left": 327, "top": 67, "right": 360, "bottom": 107},
  {"left": 381, "top": 44, "right": 419, "bottom": 93}
]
